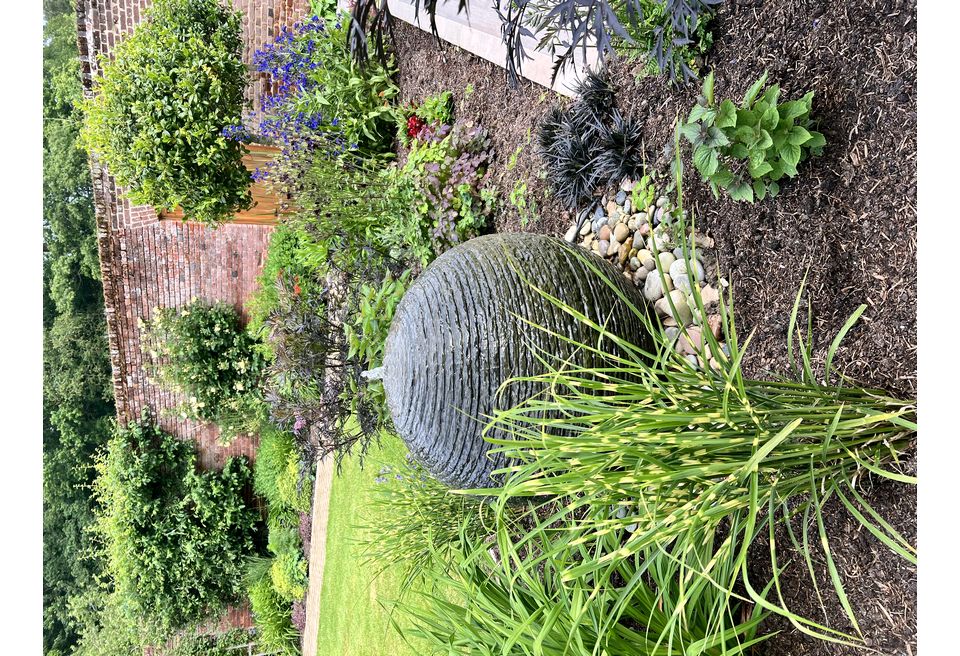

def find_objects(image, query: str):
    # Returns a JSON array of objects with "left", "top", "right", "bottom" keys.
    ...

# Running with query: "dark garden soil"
[{"left": 391, "top": 0, "right": 917, "bottom": 654}]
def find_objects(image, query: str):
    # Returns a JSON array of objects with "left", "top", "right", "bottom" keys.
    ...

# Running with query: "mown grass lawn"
[{"left": 317, "top": 433, "right": 431, "bottom": 656}]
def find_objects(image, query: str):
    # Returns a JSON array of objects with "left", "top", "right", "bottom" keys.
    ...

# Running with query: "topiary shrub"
[
  {"left": 92, "top": 417, "right": 258, "bottom": 632},
  {"left": 254, "top": 427, "right": 312, "bottom": 514},
  {"left": 81, "top": 0, "right": 251, "bottom": 225}
]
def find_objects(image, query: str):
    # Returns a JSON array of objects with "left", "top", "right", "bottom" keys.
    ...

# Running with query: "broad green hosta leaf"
[
  {"left": 749, "top": 160, "right": 774, "bottom": 179},
  {"left": 780, "top": 142, "right": 802, "bottom": 168},
  {"left": 778, "top": 100, "right": 807, "bottom": 122},
  {"left": 710, "top": 165, "right": 735, "bottom": 189},
  {"left": 761, "top": 84, "right": 781, "bottom": 107},
  {"left": 680, "top": 121, "right": 704, "bottom": 144},
  {"left": 703, "top": 70, "right": 715, "bottom": 105},
  {"left": 729, "top": 179, "right": 754, "bottom": 202},
  {"left": 716, "top": 99, "right": 738, "bottom": 128},
  {"left": 807, "top": 130, "right": 827, "bottom": 151},
  {"left": 704, "top": 126, "right": 731, "bottom": 148},
  {"left": 760, "top": 105, "right": 780, "bottom": 131},
  {"left": 694, "top": 145, "right": 720, "bottom": 176},
  {"left": 788, "top": 126, "right": 813, "bottom": 145},
  {"left": 754, "top": 178, "right": 768, "bottom": 200}
]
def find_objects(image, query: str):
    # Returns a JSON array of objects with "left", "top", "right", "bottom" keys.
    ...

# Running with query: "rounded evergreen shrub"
[
  {"left": 92, "top": 417, "right": 259, "bottom": 631},
  {"left": 81, "top": 0, "right": 251, "bottom": 225}
]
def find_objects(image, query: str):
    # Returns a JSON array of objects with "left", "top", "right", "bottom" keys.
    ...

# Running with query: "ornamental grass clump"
[
  {"left": 472, "top": 214, "right": 915, "bottom": 647},
  {"left": 81, "top": 0, "right": 250, "bottom": 225}
]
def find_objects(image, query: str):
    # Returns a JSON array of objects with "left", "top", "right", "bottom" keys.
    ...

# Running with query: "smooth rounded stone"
[
  {"left": 700, "top": 285, "right": 720, "bottom": 308},
  {"left": 638, "top": 222, "right": 650, "bottom": 237},
  {"left": 583, "top": 234, "right": 595, "bottom": 248},
  {"left": 613, "top": 222, "right": 630, "bottom": 243},
  {"left": 677, "top": 327, "right": 704, "bottom": 355},
  {"left": 594, "top": 204, "right": 605, "bottom": 220},
  {"left": 654, "top": 289, "right": 693, "bottom": 325},
  {"left": 608, "top": 239, "right": 621, "bottom": 257},
  {"left": 650, "top": 225, "right": 675, "bottom": 252},
  {"left": 623, "top": 199, "right": 632, "bottom": 215},
  {"left": 656, "top": 196, "right": 669, "bottom": 208},
  {"left": 579, "top": 221, "right": 592, "bottom": 236},
  {"left": 597, "top": 240, "right": 607, "bottom": 256},
  {"left": 628, "top": 218, "right": 638, "bottom": 231},
  {"left": 598, "top": 225, "right": 612, "bottom": 242},
  {"left": 606, "top": 200, "right": 618, "bottom": 216},
  {"left": 657, "top": 252, "right": 677, "bottom": 272},
  {"left": 665, "top": 326, "right": 680, "bottom": 342},
  {"left": 618, "top": 245, "right": 630, "bottom": 265},
  {"left": 609, "top": 208, "right": 624, "bottom": 223},
  {"left": 615, "top": 190, "right": 627, "bottom": 205},
  {"left": 629, "top": 257, "right": 641, "bottom": 271},
  {"left": 689, "top": 231, "right": 715, "bottom": 249},
  {"left": 632, "top": 232, "right": 645, "bottom": 249},
  {"left": 629, "top": 247, "right": 638, "bottom": 258},
  {"left": 564, "top": 225, "right": 578, "bottom": 242},
  {"left": 669, "top": 259, "right": 705, "bottom": 293},
  {"left": 707, "top": 313, "right": 722, "bottom": 338},
  {"left": 633, "top": 267, "right": 648, "bottom": 284},
  {"left": 638, "top": 249, "right": 655, "bottom": 270},
  {"left": 643, "top": 272, "right": 673, "bottom": 302},
  {"left": 685, "top": 354, "right": 700, "bottom": 369},
  {"left": 621, "top": 178, "right": 636, "bottom": 192}
]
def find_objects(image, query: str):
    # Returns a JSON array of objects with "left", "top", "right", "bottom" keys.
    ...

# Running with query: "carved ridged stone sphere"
[{"left": 381, "top": 233, "right": 651, "bottom": 489}]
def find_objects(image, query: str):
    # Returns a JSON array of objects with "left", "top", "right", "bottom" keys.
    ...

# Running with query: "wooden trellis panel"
[{"left": 158, "top": 143, "right": 291, "bottom": 225}]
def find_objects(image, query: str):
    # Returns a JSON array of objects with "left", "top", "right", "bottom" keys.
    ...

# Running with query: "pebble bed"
[{"left": 563, "top": 177, "right": 731, "bottom": 371}]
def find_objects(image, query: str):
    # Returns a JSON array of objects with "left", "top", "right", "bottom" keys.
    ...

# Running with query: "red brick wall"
[{"left": 76, "top": 0, "right": 311, "bottom": 636}]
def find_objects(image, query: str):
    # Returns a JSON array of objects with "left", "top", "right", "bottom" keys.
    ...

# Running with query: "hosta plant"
[{"left": 681, "top": 71, "right": 826, "bottom": 202}]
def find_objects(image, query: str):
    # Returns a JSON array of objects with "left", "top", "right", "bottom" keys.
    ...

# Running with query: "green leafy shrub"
[
  {"left": 246, "top": 221, "right": 327, "bottom": 340},
  {"left": 681, "top": 71, "right": 826, "bottom": 202},
  {"left": 342, "top": 270, "right": 410, "bottom": 430},
  {"left": 247, "top": 569, "right": 299, "bottom": 656},
  {"left": 614, "top": 0, "right": 715, "bottom": 80},
  {"left": 81, "top": 0, "right": 250, "bottom": 225},
  {"left": 381, "top": 122, "right": 495, "bottom": 264},
  {"left": 397, "top": 91, "right": 453, "bottom": 147},
  {"left": 92, "top": 418, "right": 258, "bottom": 632},
  {"left": 255, "top": 427, "right": 312, "bottom": 514},
  {"left": 142, "top": 300, "right": 265, "bottom": 430},
  {"left": 269, "top": 549, "right": 308, "bottom": 603}
]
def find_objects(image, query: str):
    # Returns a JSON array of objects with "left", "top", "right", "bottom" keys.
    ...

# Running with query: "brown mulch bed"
[{"left": 391, "top": 0, "right": 916, "bottom": 654}]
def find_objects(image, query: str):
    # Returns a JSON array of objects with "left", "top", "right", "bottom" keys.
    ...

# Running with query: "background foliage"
[
  {"left": 81, "top": 0, "right": 251, "bottom": 225},
  {"left": 43, "top": 1, "right": 114, "bottom": 652}
]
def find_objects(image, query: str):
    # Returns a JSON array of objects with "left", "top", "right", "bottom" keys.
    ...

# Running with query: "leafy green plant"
[
  {"left": 247, "top": 568, "right": 299, "bottom": 656},
  {"left": 614, "top": 0, "right": 715, "bottom": 80},
  {"left": 629, "top": 172, "right": 656, "bottom": 211},
  {"left": 398, "top": 91, "right": 453, "bottom": 146},
  {"left": 681, "top": 71, "right": 826, "bottom": 202},
  {"left": 509, "top": 180, "right": 539, "bottom": 227},
  {"left": 266, "top": 522, "right": 308, "bottom": 603},
  {"left": 343, "top": 271, "right": 411, "bottom": 431},
  {"left": 255, "top": 427, "right": 313, "bottom": 515},
  {"left": 81, "top": 0, "right": 250, "bottom": 225},
  {"left": 142, "top": 300, "right": 265, "bottom": 433},
  {"left": 92, "top": 417, "right": 258, "bottom": 632}
]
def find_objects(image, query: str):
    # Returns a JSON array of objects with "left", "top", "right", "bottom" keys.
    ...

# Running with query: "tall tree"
[{"left": 42, "top": 2, "right": 114, "bottom": 653}]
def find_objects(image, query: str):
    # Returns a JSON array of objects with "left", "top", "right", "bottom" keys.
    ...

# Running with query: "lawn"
[{"left": 316, "top": 433, "right": 431, "bottom": 656}]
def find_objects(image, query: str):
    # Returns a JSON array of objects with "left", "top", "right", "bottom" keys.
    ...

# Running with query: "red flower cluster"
[{"left": 407, "top": 114, "right": 427, "bottom": 139}]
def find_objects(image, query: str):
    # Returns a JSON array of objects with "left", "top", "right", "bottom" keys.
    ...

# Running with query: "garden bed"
[{"left": 389, "top": 1, "right": 917, "bottom": 653}]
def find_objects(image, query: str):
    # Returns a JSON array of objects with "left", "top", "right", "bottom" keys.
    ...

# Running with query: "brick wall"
[{"left": 76, "top": 0, "right": 312, "bottom": 638}]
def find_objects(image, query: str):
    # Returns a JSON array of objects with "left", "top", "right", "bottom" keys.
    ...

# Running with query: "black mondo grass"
[
  {"left": 597, "top": 110, "right": 646, "bottom": 183},
  {"left": 538, "top": 70, "right": 646, "bottom": 209}
]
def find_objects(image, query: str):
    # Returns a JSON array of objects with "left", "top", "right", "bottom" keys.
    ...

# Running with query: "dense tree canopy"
[{"left": 43, "top": 1, "right": 114, "bottom": 653}]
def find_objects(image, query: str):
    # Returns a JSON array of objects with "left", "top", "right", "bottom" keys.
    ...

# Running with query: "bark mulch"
[{"left": 390, "top": 1, "right": 917, "bottom": 653}]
